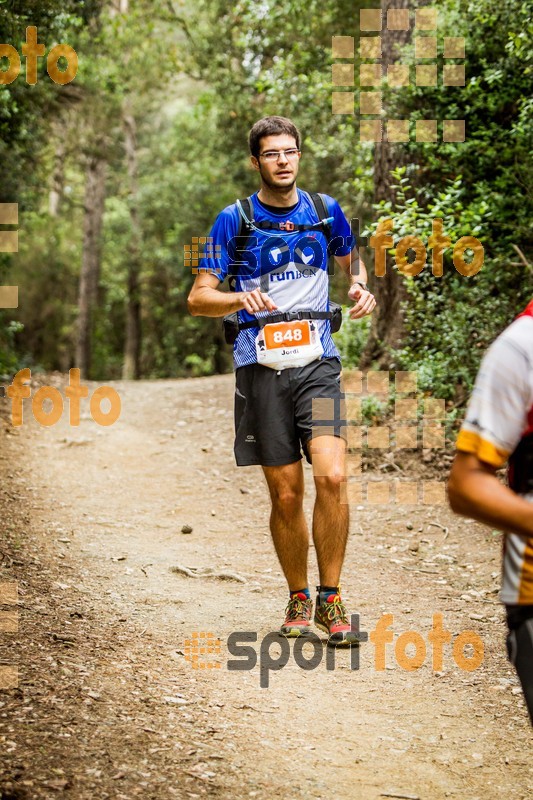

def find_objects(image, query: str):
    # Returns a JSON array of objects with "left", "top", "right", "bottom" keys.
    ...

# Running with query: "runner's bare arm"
[
  {"left": 334, "top": 248, "right": 376, "bottom": 319},
  {"left": 448, "top": 452, "right": 533, "bottom": 539},
  {"left": 187, "top": 272, "right": 278, "bottom": 317}
]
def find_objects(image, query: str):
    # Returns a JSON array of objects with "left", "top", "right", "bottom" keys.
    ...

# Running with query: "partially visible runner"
[
  {"left": 448, "top": 298, "right": 533, "bottom": 723},
  {"left": 188, "top": 116, "right": 376, "bottom": 645}
]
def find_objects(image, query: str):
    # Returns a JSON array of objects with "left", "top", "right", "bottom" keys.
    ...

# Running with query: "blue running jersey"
[{"left": 198, "top": 189, "right": 355, "bottom": 369}]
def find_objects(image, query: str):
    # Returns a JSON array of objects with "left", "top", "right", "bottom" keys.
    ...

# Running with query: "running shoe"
[
  {"left": 280, "top": 592, "right": 313, "bottom": 637},
  {"left": 314, "top": 590, "right": 361, "bottom": 647}
]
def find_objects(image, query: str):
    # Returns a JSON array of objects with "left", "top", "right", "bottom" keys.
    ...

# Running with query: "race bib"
[{"left": 255, "top": 320, "right": 324, "bottom": 370}]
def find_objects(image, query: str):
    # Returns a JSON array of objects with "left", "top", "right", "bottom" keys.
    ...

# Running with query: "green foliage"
[
  {"left": 130, "top": 100, "right": 239, "bottom": 378},
  {"left": 0, "top": 317, "right": 23, "bottom": 377},
  {"left": 180, "top": 0, "right": 373, "bottom": 211},
  {"left": 0, "top": 0, "right": 97, "bottom": 371},
  {"left": 333, "top": 311, "right": 371, "bottom": 369},
  {"left": 1, "top": 0, "right": 530, "bottom": 396},
  {"left": 361, "top": 394, "right": 387, "bottom": 425},
  {"left": 0, "top": 0, "right": 90, "bottom": 200},
  {"left": 4, "top": 210, "right": 81, "bottom": 372},
  {"left": 357, "top": 0, "right": 532, "bottom": 399},
  {"left": 368, "top": 167, "right": 530, "bottom": 399}
]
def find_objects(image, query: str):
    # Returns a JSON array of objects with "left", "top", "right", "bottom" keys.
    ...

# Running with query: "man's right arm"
[
  {"left": 447, "top": 318, "right": 533, "bottom": 539},
  {"left": 187, "top": 272, "right": 277, "bottom": 317}
]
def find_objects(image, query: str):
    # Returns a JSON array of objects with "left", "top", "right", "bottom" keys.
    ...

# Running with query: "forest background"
[{"left": 0, "top": 0, "right": 531, "bottom": 409}]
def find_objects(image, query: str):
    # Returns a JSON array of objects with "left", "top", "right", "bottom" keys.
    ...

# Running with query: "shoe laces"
[
  {"left": 323, "top": 594, "right": 348, "bottom": 625},
  {"left": 285, "top": 594, "right": 309, "bottom": 620}
]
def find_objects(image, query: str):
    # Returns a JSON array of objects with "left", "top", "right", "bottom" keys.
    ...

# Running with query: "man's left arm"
[
  {"left": 335, "top": 249, "right": 376, "bottom": 319},
  {"left": 327, "top": 197, "right": 375, "bottom": 319}
]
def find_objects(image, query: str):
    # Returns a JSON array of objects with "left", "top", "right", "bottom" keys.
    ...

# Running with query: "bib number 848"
[
  {"left": 273, "top": 328, "right": 303, "bottom": 343},
  {"left": 263, "top": 320, "right": 312, "bottom": 350}
]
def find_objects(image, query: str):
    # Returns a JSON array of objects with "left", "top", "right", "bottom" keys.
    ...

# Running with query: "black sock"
[{"left": 317, "top": 585, "right": 339, "bottom": 602}]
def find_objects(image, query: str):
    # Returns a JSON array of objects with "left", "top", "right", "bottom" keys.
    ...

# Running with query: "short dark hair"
[{"left": 248, "top": 116, "right": 301, "bottom": 159}]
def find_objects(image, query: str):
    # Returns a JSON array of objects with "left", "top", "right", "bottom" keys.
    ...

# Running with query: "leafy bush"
[
  {"left": 0, "top": 318, "right": 23, "bottom": 378},
  {"left": 333, "top": 310, "right": 371, "bottom": 369},
  {"left": 367, "top": 168, "right": 531, "bottom": 400}
]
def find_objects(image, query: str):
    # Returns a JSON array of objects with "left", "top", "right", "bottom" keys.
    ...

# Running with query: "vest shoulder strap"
[
  {"left": 237, "top": 196, "right": 254, "bottom": 239},
  {"left": 308, "top": 191, "right": 334, "bottom": 275},
  {"left": 229, "top": 197, "right": 254, "bottom": 292},
  {"left": 308, "top": 192, "right": 331, "bottom": 241}
]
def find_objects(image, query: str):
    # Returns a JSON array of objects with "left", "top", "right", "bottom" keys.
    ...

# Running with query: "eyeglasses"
[{"left": 258, "top": 148, "right": 301, "bottom": 162}]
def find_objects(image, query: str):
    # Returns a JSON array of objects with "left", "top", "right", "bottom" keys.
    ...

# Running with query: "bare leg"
[
  {"left": 308, "top": 435, "right": 349, "bottom": 587},
  {"left": 262, "top": 461, "right": 309, "bottom": 591}
]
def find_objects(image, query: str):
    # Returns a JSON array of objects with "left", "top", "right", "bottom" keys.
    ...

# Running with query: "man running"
[
  {"left": 188, "top": 115, "right": 375, "bottom": 645},
  {"left": 448, "top": 298, "right": 533, "bottom": 723}
]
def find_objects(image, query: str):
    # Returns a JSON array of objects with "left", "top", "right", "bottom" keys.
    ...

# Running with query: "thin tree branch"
[{"left": 511, "top": 244, "right": 532, "bottom": 273}]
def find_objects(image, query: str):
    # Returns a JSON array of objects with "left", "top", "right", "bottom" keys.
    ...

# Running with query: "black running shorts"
[
  {"left": 506, "top": 604, "right": 533, "bottom": 724},
  {"left": 234, "top": 357, "right": 346, "bottom": 467}
]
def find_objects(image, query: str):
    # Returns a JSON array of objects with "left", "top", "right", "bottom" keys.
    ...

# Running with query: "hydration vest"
[{"left": 223, "top": 192, "right": 342, "bottom": 345}]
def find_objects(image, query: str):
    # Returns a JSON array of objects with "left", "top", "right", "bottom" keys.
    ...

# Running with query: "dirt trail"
[{"left": 0, "top": 374, "right": 531, "bottom": 800}]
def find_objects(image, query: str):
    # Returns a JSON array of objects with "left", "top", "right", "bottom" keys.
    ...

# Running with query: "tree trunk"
[
  {"left": 48, "top": 134, "right": 66, "bottom": 217},
  {"left": 76, "top": 153, "right": 107, "bottom": 378},
  {"left": 122, "top": 108, "right": 142, "bottom": 380},
  {"left": 110, "top": 0, "right": 142, "bottom": 379},
  {"left": 109, "top": 0, "right": 129, "bottom": 16},
  {"left": 361, "top": 0, "right": 411, "bottom": 368}
]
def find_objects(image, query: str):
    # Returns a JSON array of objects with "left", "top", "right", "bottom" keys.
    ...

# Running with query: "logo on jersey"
[
  {"left": 269, "top": 266, "right": 318, "bottom": 282},
  {"left": 299, "top": 247, "right": 316, "bottom": 266},
  {"left": 268, "top": 243, "right": 290, "bottom": 266},
  {"left": 267, "top": 238, "right": 323, "bottom": 281}
]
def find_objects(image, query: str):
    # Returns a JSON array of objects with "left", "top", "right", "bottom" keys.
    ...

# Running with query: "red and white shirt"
[{"left": 456, "top": 299, "right": 533, "bottom": 604}]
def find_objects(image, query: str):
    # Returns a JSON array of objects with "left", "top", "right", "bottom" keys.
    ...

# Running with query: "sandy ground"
[{"left": 0, "top": 373, "right": 531, "bottom": 800}]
